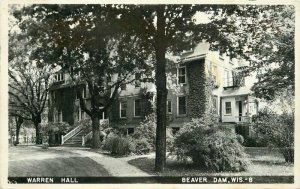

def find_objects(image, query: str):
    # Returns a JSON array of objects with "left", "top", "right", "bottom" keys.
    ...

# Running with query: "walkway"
[
  {"left": 54, "top": 147, "right": 152, "bottom": 176},
  {"left": 9, "top": 146, "right": 151, "bottom": 177}
]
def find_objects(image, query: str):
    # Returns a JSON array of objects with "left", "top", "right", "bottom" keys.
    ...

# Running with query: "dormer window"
[{"left": 55, "top": 73, "right": 64, "bottom": 82}]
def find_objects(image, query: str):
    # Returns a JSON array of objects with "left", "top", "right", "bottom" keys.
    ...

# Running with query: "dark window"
[
  {"left": 167, "top": 100, "right": 172, "bottom": 113},
  {"left": 56, "top": 73, "right": 64, "bottom": 82},
  {"left": 178, "top": 67, "right": 186, "bottom": 84},
  {"left": 172, "top": 127, "right": 180, "bottom": 135},
  {"left": 178, "top": 96, "right": 187, "bottom": 115},
  {"left": 120, "top": 83, "right": 126, "bottom": 90},
  {"left": 225, "top": 102, "right": 232, "bottom": 115},
  {"left": 127, "top": 128, "right": 134, "bottom": 135},
  {"left": 120, "top": 101, "right": 127, "bottom": 118},
  {"left": 134, "top": 99, "right": 142, "bottom": 117}
]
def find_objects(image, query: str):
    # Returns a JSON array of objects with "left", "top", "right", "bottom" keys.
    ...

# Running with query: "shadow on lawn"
[{"left": 128, "top": 157, "right": 216, "bottom": 176}]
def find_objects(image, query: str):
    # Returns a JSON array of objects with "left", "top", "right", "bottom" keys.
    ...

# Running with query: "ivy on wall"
[
  {"left": 48, "top": 87, "right": 76, "bottom": 125},
  {"left": 186, "top": 59, "right": 206, "bottom": 119}
]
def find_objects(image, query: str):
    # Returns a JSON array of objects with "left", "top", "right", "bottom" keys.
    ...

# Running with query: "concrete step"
[{"left": 62, "top": 143, "right": 82, "bottom": 147}]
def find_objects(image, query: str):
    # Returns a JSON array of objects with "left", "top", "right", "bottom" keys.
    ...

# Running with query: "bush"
[
  {"left": 252, "top": 108, "right": 294, "bottom": 162},
  {"left": 132, "top": 113, "right": 156, "bottom": 154},
  {"left": 171, "top": 119, "right": 249, "bottom": 172},
  {"left": 135, "top": 138, "right": 151, "bottom": 154},
  {"left": 103, "top": 134, "right": 136, "bottom": 156}
]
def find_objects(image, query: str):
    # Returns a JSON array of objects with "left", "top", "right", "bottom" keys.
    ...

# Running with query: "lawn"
[
  {"left": 9, "top": 146, "right": 110, "bottom": 177},
  {"left": 128, "top": 148, "right": 293, "bottom": 177}
]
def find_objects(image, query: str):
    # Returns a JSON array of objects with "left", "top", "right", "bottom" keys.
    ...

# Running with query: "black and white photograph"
[{"left": 1, "top": 1, "right": 299, "bottom": 187}]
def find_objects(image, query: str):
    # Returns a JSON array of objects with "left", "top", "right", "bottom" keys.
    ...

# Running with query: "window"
[
  {"left": 120, "top": 101, "right": 127, "bottom": 118},
  {"left": 225, "top": 102, "right": 232, "bottom": 115},
  {"left": 135, "top": 73, "right": 141, "bottom": 87},
  {"left": 178, "top": 67, "right": 186, "bottom": 84},
  {"left": 58, "top": 110, "right": 62, "bottom": 122},
  {"left": 120, "top": 83, "right": 126, "bottom": 90},
  {"left": 212, "top": 96, "right": 218, "bottom": 113},
  {"left": 224, "top": 70, "right": 232, "bottom": 87},
  {"left": 134, "top": 99, "right": 142, "bottom": 117},
  {"left": 178, "top": 96, "right": 187, "bottom": 115},
  {"left": 55, "top": 73, "right": 64, "bottom": 82},
  {"left": 127, "top": 128, "right": 134, "bottom": 135},
  {"left": 167, "top": 100, "right": 172, "bottom": 113}
]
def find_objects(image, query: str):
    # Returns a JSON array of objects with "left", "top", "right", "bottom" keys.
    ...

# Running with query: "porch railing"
[
  {"left": 82, "top": 132, "right": 92, "bottom": 146},
  {"left": 82, "top": 119, "right": 109, "bottom": 146},
  {"left": 235, "top": 116, "right": 251, "bottom": 123},
  {"left": 61, "top": 124, "right": 84, "bottom": 145}
]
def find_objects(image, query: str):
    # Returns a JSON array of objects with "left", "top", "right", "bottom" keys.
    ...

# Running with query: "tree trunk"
[
  {"left": 16, "top": 124, "right": 20, "bottom": 144},
  {"left": 33, "top": 116, "right": 42, "bottom": 144},
  {"left": 154, "top": 6, "right": 168, "bottom": 172},
  {"left": 91, "top": 116, "right": 101, "bottom": 148},
  {"left": 15, "top": 117, "right": 23, "bottom": 145}
]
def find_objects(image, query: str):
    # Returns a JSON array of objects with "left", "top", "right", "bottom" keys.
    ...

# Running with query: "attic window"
[{"left": 55, "top": 73, "right": 64, "bottom": 82}]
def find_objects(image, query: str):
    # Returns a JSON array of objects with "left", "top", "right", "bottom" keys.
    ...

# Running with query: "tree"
[
  {"left": 13, "top": 5, "right": 152, "bottom": 148},
  {"left": 8, "top": 32, "right": 52, "bottom": 144},
  {"left": 108, "top": 5, "right": 216, "bottom": 172},
  {"left": 204, "top": 5, "right": 295, "bottom": 100}
]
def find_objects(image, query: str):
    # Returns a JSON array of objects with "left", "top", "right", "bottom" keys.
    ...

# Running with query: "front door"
[{"left": 238, "top": 101, "right": 242, "bottom": 121}]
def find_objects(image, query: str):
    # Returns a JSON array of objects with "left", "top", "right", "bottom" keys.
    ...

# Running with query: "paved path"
[
  {"left": 53, "top": 147, "right": 152, "bottom": 176},
  {"left": 9, "top": 146, "right": 151, "bottom": 177}
]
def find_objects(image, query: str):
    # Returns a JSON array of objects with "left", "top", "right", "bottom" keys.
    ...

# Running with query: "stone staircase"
[{"left": 62, "top": 128, "right": 91, "bottom": 147}]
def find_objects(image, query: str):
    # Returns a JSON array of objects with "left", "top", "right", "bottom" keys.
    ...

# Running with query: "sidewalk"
[{"left": 53, "top": 147, "right": 153, "bottom": 176}]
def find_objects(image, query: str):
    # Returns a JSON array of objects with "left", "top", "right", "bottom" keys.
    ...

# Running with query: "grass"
[
  {"left": 9, "top": 146, "right": 110, "bottom": 177},
  {"left": 128, "top": 150, "right": 293, "bottom": 177}
]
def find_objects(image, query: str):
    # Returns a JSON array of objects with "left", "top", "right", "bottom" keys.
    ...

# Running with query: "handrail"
[
  {"left": 82, "top": 131, "right": 92, "bottom": 146},
  {"left": 235, "top": 116, "right": 251, "bottom": 123},
  {"left": 82, "top": 119, "right": 109, "bottom": 146},
  {"left": 61, "top": 124, "right": 84, "bottom": 145}
]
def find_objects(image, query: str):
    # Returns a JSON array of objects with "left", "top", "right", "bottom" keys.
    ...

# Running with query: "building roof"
[
  {"left": 180, "top": 43, "right": 210, "bottom": 63},
  {"left": 221, "top": 87, "right": 252, "bottom": 97}
]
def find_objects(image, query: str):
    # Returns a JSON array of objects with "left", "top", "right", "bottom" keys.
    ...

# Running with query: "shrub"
[
  {"left": 103, "top": 135, "right": 136, "bottom": 156},
  {"left": 171, "top": 119, "right": 249, "bottom": 172},
  {"left": 252, "top": 108, "right": 294, "bottom": 162},
  {"left": 132, "top": 113, "right": 156, "bottom": 154},
  {"left": 135, "top": 138, "right": 151, "bottom": 154}
]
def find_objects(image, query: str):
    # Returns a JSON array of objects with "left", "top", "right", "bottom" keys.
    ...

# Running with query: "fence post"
[{"left": 61, "top": 135, "right": 64, "bottom": 145}]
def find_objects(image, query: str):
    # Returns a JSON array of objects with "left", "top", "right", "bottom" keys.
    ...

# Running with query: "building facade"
[{"left": 48, "top": 43, "right": 258, "bottom": 145}]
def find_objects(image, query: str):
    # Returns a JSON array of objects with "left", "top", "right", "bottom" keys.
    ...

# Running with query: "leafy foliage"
[
  {"left": 9, "top": 14, "right": 52, "bottom": 144},
  {"left": 252, "top": 108, "right": 294, "bottom": 162},
  {"left": 103, "top": 134, "right": 136, "bottom": 156},
  {"left": 171, "top": 119, "right": 249, "bottom": 172},
  {"left": 13, "top": 5, "right": 152, "bottom": 148},
  {"left": 132, "top": 113, "right": 156, "bottom": 151},
  {"left": 205, "top": 5, "right": 295, "bottom": 100}
]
